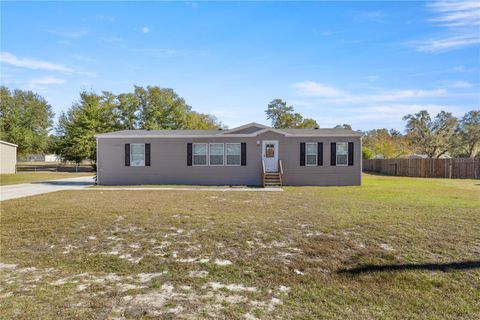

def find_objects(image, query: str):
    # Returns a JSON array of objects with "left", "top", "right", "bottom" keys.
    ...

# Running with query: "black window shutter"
[
  {"left": 300, "top": 143, "right": 305, "bottom": 166},
  {"left": 125, "top": 144, "right": 130, "bottom": 166},
  {"left": 241, "top": 143, "right": 247, "bottom": 166},
  {"left": 187, "top": 143, "right": 192, "bottom": 166},
  {"left": 348, "top": 142, "right": 354, "bottom": 166},
  {"left": 145, "top": 143, "right": 151, "bottom": 166},
  {"left": 317, "top": 142, "right": 323, "bottom": 166},
  {"left": 330, "top": 142, "right": 336, "bottom": 166}
]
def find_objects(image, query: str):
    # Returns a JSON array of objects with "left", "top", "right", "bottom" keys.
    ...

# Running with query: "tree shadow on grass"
[
  {"left": 338, "top": 260, "right": 480, "bottom": 275},
  {"left": 31, "top": 180, "right": 93, "bottom": 186}
]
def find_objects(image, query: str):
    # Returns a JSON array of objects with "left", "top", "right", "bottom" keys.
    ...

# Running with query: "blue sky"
[{"left": 1, "top": 1, "right": 479, "bottom": 131}]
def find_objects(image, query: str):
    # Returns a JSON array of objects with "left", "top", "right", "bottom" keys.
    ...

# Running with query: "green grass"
[
  {"left": 1, "top": 174, "right": 479, "bottom": 319},
  {"left": 0, "top": 172, "right": 93, "bottom": 185}
]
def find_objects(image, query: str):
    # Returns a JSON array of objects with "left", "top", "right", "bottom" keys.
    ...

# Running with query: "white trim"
[
  {"left": 192, "top": 143, "right": 208, "bottom": 166},
  {"left": 130, "top": 143, "right": 146, "bottom": 167},
  {"left": 305, "top": 142, "right": 317, "bottom": 166},
  {"left": 218, "top": 122, "right": 270, "bottom": 135},
  {"left": 335, "top": 142, "right": 348, "bottom": 166},
  {"left": 209, "top": 143, "right": 224, "bottom": 166},
  {"left": 0, "top": 140, "right": 18, "bottom": 148},
  {"left": 225, "top": 143, "right": 241, "bottom": 166}
]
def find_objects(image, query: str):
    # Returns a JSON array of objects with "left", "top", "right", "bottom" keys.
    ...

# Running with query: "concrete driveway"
[{"left": 0, "top": 176, "right": 94, "bottom": 201}]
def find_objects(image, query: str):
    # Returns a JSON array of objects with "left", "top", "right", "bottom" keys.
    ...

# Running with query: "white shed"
[{"left": 0, "top": 140, "right": 18, "bottom": 174}]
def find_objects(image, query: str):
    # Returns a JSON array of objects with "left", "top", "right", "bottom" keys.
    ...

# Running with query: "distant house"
[
  {"left": 21, "top": 154, "right": 60, "bottom": 162},
  {"left": 0, "top": 140, "right": 17, "bottom": 174},
  {"left": 407, "top": 154, "right": 452, "bottom": 159},
  {"left": 96, "top": 122, "right": 362, "bottom": 186}
]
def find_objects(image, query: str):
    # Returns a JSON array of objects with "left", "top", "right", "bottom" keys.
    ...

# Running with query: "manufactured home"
[{"left": 96, "top": 123, "right": 362, "bottom": 186}]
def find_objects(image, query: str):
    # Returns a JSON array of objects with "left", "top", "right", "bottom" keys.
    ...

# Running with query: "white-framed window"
[
  {"left": 226, "top": 143, "right": 241, "bottom": 166},
  {"left": 193, "top": 143, "right": 208, "bottom": 166},
  {"left": 130, "top": 143, "right": 145, "bottom": 166},
  {"left": 336, "top": 142, "right": 348, "bottom": 166},
  {"left": 209, "top": 143, "right": 224, "bottom": 166},
  {"left": 306, "top": 143, "right": 317, "bottom": 166}
]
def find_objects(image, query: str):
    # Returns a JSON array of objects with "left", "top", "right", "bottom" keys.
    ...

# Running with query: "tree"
[
  {"left": 265, "top": 99, "right": 318, "bottom": 129},
  {"left": 403, "top": 110, "right": 458, "bottom": 158},
  {"left": 0, "top": 86, "right": 54, "bottom": 156},
  {"left": 185, "top": 111, "right": 221, "bottom": 129},
  {"left": 453, "top": 110, "right": 480, "bottom": 158},
  {"left": 55, "top": 86, "right": 221, "bottom": 165},
  {"left": 116, "top": 92, "right": 140, "bottom": 130},
  {"left": 362, "top": 147, "right": 374, "bottom": 160},
  {"left": 334, "top": 124, "right": 353, "bottom": 130},
  {"left": 363, "top": 128, "right": 412, "bottom": 159},
  {"left": 56, "top": 91, "right": 115, "bottom": 165}
]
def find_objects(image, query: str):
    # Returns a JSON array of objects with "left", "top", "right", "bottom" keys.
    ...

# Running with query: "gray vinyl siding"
[{"left": 97, "top": 131, "right": 361, "bottom": 186}]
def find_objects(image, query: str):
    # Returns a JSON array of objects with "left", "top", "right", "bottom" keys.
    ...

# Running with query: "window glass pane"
[
  {"left": 306, "top": 155, "right": 317, "bottom": 165},
  {"left": 210, "top": 155, "right": 224, "bottom": 165},
  {"left": 193, "top": 155, "right": 207, "bottom": 165},
  {"left": 226, "top": 144, "right": 241, "bottom": 165},
  {"left": 306, "top": 143, "right": 317, "bottom": 155},
  {"left": 193, "top": 144, "right": 207, "bottom": 155},
  {"left": 226, "top": 143, "right": 241, "bottom": 155},
  {"left": 336, "top": 142, "right": 348, "bottom": 155},
  {"left": 130, "top": 144, "right": 145, "bottom": 166},
  {"left": 227, "top": 155, "right": 241, "bottom": 165},
  {"left": 210, "top": 143, "right": 224, "bottom": 155},
  {"left": 336, "top": 155, "right": 348, "bottom": 165}
]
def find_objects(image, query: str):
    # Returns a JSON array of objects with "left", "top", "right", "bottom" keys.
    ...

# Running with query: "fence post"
[{"left": 449, "top": 159, "right": 452, "bottom": 179}]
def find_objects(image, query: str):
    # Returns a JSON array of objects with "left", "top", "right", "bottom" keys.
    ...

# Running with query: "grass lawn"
[
  {"left": 1, "top": 174, "right": 479, "bottom": 319},
  {"left": 0, "top": 172, "right": 93, "bottom": 185}
]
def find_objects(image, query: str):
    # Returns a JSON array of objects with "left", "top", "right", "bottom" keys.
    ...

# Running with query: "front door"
[{"left": 262, "top": 140, "right": 279, "bottom": 172}]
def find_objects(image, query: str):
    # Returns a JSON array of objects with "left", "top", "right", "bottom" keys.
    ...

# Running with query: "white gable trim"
[{"left": 218, "top": 122, "right": 273, "bottom": 135}]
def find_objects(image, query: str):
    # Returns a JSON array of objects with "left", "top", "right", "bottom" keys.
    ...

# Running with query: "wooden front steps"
[
  {"left": 262, "top": 160, "right": 284, "bottom": 187},
  {"left": 263, "top": 172, "right": 282, "bottom": 187}
]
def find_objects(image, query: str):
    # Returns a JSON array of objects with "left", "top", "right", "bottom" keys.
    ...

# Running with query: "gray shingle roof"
[
  {"left": 96, "top": 125, "right": 362, "bottom": 138},
  {"left": 282, "top": 128, "right": 362, "bottom": 136},
  {"left": 96, "top": 129, "right": 221, "bottom": 137}
]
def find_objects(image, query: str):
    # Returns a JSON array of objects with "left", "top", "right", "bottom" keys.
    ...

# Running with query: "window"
[
  {"left": 336, "top": 142, "right": 348, "bottom": 166},
  {"left": 226, "top": 143, "right": 241, "bottom": 166},
  {"left": 209, "top": 143, "right": 224, "bottom": 166},
  {"left": 130, "top": 144, "right": 145, "bottom": 166},
  {"left": 193, "top": 143, "right": 208, "bottom": 166},
  {"left": 265, "top": 143, "right": 275, "bottom": 158},
  {"left": 306, "top": 143, "right": 317, "bottom": 166}
]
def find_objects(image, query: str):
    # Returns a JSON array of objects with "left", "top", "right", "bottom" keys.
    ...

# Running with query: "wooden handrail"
[
  {"left": 261, "top": 160, "right": 266, "bottom": 187},
  {"left": 279, "top": 160, "right": 283, "bottom": 175}
]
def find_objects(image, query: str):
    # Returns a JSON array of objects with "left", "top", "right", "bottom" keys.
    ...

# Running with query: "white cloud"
[
  {"left": 49, "top": 29, "right": 88, "bottom": 38},
  {"left": 0, "top": 52, "right": 74, "bottom": 73},
  {"left": 28, "top": 76, "right": 66, "bottom": 85},
  {"left": 291, "top": 81, "right": 346, "bottom": 97},
  {"left": 428, "top": 1, "right": 480, "bottom": 27},
  {"left": 96, "top": 15, "right": 115, "bottom": 23},
  {"left": 366, "top": 75, "right": 380, "bottom": 82},
  {"left": 0, "top": 52, "right": 95, "bottom": 77},
  {"left": 409, "top": 34, "right": 480, "bottom": 53},
  {"left": 449, "top": 80, "right": 474, "bottom": 88},
  {"left": 141, "top": 26, "right": 150, "bottom": 34},
  {"left": 410, "top": 1, "right": 480, "bottom": 53},
  {"left": 291, "top": 81, "right": 447, "bottom": 104},
  {"left": 343, "top": 104, "right": 448, "bottom": 121},
  {"left": 132, "top": 48, "right": 207, "bottom": 57}
]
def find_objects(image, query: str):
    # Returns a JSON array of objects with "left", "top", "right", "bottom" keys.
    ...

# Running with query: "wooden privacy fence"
[{"left": 363, "top": 158, "right": 480, "bottom": 179}]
